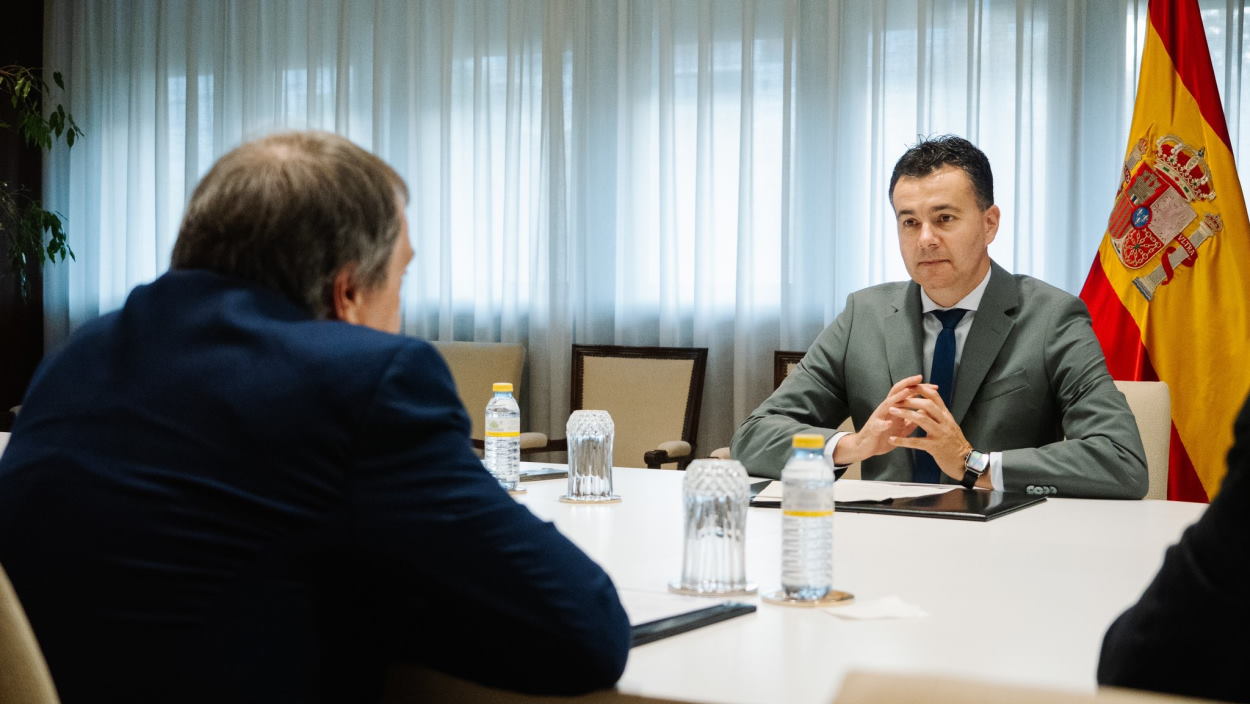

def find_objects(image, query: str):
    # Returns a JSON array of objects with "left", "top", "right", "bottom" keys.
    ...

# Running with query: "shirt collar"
[{"left": 920, "top": 265, "right": 992, "bottom": 314}]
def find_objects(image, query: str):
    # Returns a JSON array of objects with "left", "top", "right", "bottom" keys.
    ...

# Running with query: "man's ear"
[
  {"left": 331, "top": 265, "right": 363, "bottom": 325},
  {"left": 982, "top": 204, "right": 1001, "bottom": 246}
]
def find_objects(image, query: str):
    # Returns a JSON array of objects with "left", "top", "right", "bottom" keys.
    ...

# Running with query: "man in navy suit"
[
  {"left": 1097, "top": 391, "right": 1250, "bottom": 702},
  {"left": 0, "top": 131, "right": 630, "bottom": 703}
]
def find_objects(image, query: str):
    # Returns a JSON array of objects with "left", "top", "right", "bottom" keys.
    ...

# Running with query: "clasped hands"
[{"left": 832, "top": 374, "right": 972, "bottom": 481}]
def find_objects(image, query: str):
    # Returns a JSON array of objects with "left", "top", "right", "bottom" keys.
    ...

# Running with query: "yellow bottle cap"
[
  {"left": 492, "top": 382, "right": 514, "bottom": 392},
  {"left": 792, "top": 434, "right": 824, "bottom": 450}
]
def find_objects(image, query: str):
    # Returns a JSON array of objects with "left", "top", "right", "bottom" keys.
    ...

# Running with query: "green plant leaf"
[{"left": 2, "top": 64, "right": 83, "bottom": 299}]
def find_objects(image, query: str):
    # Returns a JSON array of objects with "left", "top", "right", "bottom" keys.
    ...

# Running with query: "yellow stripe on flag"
[{"left": 1094, "top": 20, "right": 1250, "bottom": 498}]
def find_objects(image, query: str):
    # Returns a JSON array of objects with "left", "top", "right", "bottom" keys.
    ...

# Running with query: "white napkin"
[{"left": 826, "top": 595, "right": 928, "bottom": 620}]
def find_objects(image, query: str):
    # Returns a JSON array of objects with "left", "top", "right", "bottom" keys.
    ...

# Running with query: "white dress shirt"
[{"left": 826, "top": 267, "right": 1004, "bottom": 489}]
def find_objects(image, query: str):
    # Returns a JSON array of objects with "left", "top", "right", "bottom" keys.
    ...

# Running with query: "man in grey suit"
[{"left": 731, "top": 136, "right": 1147, "bottom": 499}]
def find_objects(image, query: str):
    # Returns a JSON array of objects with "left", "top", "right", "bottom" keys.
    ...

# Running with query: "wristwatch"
[{"left": 961, "top": 449, "right": 989, "bottom": 489}]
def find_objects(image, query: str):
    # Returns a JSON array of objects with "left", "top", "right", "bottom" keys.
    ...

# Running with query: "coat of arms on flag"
[{"left": 1106, "top": 135, "right": 1225, "bottom": 301}]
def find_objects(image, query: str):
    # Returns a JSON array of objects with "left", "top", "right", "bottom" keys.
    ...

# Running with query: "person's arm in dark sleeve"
[
  {"left": 1097, "top": 396, "right": 1250, "bottom": 702},
  {"left": 350, "top": 340, "right": 629, "bottom": 696}
]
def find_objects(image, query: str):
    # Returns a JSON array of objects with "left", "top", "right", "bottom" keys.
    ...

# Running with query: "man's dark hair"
[
  {"left": 171, "top": 131, "right": 409, "bottom": 318},
  {"left": 888, "top": 135, "right": 994, "bottom": 211}
]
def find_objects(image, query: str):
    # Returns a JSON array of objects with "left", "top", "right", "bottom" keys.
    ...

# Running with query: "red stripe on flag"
[
  {"left": 1168, "top": 424, "right": 1209, "bottom": 502},
  {"left": 1078, "top": 259, "right": 1155, "bottom": 380},
  {"left": 1079, "top": 263, "right": 1209, "bottom": 501},
  {"left": 1148, "top": 0, "right": 1233, "bottom": 151}
]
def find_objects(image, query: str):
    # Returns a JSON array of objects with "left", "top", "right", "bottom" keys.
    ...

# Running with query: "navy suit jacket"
[
  {"left": 0, "top": 271, "right": 629, "bottom": 703},
  {"left": 1097, "top": 393, "right": 1250, "bottom": 702}
]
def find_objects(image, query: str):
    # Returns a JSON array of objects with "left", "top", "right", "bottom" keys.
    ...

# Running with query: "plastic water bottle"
[
  {"left": 781, "top": 433, "right": 834, "bottom": 600},
  {"left": 484, "top": 382, "right": 521, "bottom": 491}
]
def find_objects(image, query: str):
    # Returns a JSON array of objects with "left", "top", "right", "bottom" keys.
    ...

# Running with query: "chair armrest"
[
  {"left": 644, "top": 440, "right": 693, "bottom": 469},
  {"left": 473, "top": 432, "right": 550, "bottom": 452},
  {"left": 519, "top": 432, "right": 548, "bottom": 450},
  {"left": 520, "top": 437, "right": 567, "bottom": 456}
]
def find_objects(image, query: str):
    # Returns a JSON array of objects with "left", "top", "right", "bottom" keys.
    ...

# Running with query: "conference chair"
[
  {"left": 534, "top": 344, "right": 708, "bottom": 469},
  {"left": 1113, "top": 380, "right": 1171, "bottom": 500},
  {"left": 428, "top": 341, "right": 549, "bottom": 453},
  {"left": 833, "top": 669, "right": 1224, "bottom": 704},
  {"left": 773, "top": 349, "right": 804, "bottom": 389},
  {"left": 0, "top": 563, "right": 61, "bottom": 704},
  {"left": 711, "top": 351, "right": 862, "bottom": 479}
]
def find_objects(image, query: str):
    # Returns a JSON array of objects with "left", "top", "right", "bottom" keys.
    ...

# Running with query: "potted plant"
[{"left": 0, "top": 64, "right": 82, "bottom": 299}]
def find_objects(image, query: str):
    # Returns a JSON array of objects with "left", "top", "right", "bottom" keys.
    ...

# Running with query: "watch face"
[{"left": 966, "top": 451, "right": 989, "bottom": 474}]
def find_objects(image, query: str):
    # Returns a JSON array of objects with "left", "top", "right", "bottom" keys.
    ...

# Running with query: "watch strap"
[{"left": 960, "top": 467, "right": 980, "bottom": 489}]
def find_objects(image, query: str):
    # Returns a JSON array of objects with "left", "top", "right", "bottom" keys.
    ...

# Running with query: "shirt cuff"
[
  {"left": 824, "top": 431, "right": 852, "bottom": 468},
  {"left": 989, "top": 451, "right": 1003, "bottom": 491}
]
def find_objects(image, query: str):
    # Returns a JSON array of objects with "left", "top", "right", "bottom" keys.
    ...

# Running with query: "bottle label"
[
  {"left": 485, "top": 417, "right": 520, "bottom": 437},
  {"left": 782, "top": 509, "right": 834, "bottom": 517}
]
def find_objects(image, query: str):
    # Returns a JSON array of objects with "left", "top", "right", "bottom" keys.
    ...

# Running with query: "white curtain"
[{"left": 42, "top": 0, "right": 1250, "bottom": 460}]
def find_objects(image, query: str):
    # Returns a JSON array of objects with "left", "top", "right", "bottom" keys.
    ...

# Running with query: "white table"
[{"left": 510, "top": 463, "right": 1205, "bottom": 704}]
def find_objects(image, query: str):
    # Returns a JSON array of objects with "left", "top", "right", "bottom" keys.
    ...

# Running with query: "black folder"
[
  {"left": 630, "top": 602, "right": 757, "bottom": 647},
  {"left": 749, "top": 480, "right": 1045, "bottom": 521}
]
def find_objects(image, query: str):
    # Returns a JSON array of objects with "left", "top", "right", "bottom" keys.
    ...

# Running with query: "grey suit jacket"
[{"left": 731, "top": 261, "right": 1148, "bottom": 499}]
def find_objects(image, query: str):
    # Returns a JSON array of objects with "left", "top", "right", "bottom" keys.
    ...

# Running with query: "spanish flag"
[{"left": 1080, "top": 0, "right": 1250, "bottom": 502}]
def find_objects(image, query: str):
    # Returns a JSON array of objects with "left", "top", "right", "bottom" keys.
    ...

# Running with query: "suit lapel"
[
  {"left": 884, "top": 282, "right": 925, "bottom": 385},
  {"left": 951, "top": 261, "right": 1018, "bottom": 424}
]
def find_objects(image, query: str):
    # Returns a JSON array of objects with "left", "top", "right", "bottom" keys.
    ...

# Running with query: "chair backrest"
[
  {"left": 1114, "top": 380, "right": 1171, "bottom": 500},
  {"left": 572, "top": 345, "right": 708, "bottom": 469},
  {"left": 429, "top": 341, "right": 526, "bottom": 442},
  {"left": 0, "top": 563, "right": 60, "bottom": 704},
  {"left": 773, "top": 350, "right": 805, "bottom": 389}
]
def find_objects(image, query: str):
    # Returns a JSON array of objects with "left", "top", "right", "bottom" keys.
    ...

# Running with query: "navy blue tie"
[{"left": 913, "top": 308, "right": 967, "bottom": 483}]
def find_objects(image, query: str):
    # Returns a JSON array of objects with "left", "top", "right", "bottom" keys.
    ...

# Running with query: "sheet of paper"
[
  {"left": 755, "top": 479, "right": 959, "bottom": 503},
  {"left": 618, "top": 589, "right": 729, "bottom": 626}
]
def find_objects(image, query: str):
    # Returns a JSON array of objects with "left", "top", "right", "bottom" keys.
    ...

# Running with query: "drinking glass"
[
  {"left": 669, "top": 459, "right": 755, "bottom": 595},
  {"left": 560, "top": 410, "right": 619, "bottom": 503}
]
